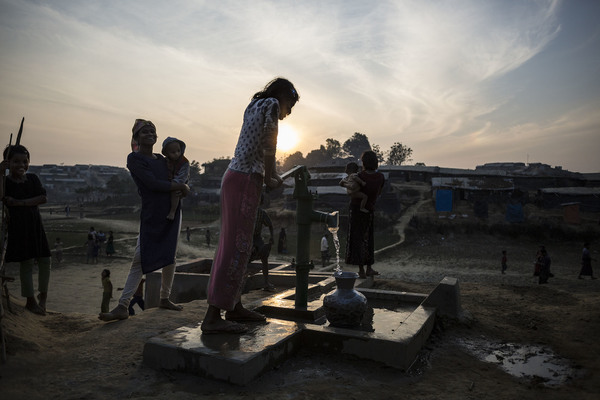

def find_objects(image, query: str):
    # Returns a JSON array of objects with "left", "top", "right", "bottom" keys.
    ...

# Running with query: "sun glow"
[{"left": 277, "top": 123, "right": 300, "bottom": 152}]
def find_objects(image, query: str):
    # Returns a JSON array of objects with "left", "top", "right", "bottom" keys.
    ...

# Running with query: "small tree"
[
  {"left": 280, "top": 151, "right": 305, "bottom": 173},
  {"left": 386, "top": 142, "right": 413, "bottom": 166},
  {"left": 371, "top": 143, "right": 385, "bottom": 164},
  {"left": 190, "top": 160, "right": 201, "bottom": 177},
  {"left": 305, "top": 147, "right": 329, "bottom": 167},
  {"left": 324, "top": 138, "right": 343, "bottom": 159},
  {"left": 342, "top": 132, "right": 371, "bottom": 159}
]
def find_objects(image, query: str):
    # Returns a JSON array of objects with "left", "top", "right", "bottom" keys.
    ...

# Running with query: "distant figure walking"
[
  {"left": 277, "top": 227, "right": 287, "bottom": 254},
  {"left": 84, "top": 233, "right": 97, "bottom": 264},
  {"left": 501, "top": 250, "right": 507, "bottom": 274},
  {"left": 205, "top": 229, "right": 211, "bottom": 248},
  {"left": 105, "top": 231, "right": 115, "bottom": 257},
  {"left": 101, "top": 269, "right": 113, "bottom": 313},
  {"left": 321, "top": 233, "right": 330, "bottom": 268},
  {"left": 538, "top": 249, "right": 551, "bottom": 284},
  {"left": 533, "top": 245, "right": 545, "bottom": 276},
  {"left": 186, "top": 226, "right": 191, "bottom": 242},
  {"left": 578, "top": 242, "right": 597, "bottom": 280}
]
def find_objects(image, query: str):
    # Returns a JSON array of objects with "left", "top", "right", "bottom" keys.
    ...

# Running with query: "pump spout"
[{"left": 311, "top": 210, "right": 339, "bottom": 229}]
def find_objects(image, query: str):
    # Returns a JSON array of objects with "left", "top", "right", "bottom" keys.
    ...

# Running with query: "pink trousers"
[{"left": 206, "top": 169, "right": 261, "bottom": 310}]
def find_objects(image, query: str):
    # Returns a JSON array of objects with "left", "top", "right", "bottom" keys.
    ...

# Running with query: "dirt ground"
[{"left": 1, "top": 231, "right": 599, "bottom": 399}]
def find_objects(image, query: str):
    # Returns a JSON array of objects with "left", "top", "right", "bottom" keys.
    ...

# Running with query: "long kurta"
[
  {"left": 127, "top": 152, "right": 180, "bottom": 274},
  {"left": 345, "top": 170, "right": 385, "bottom": 267},
  {"left": 5, "top": 173, "right": 51, "bottom": 262}
]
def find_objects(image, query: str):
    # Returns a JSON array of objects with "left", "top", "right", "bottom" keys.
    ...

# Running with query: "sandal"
[
  {"left": 201, "top": 320, "right": 248, "bottom": 334},
  {"left": 225, "top": 308, "right": 266, "bottom": 322}
]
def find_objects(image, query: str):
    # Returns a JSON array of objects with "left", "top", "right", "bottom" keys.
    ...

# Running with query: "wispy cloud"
[{"left": 0, "top": 0, "right": 597, "bottom": 171}]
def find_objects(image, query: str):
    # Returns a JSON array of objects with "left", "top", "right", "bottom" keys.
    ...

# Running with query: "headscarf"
[
  {"left": 131, "top": 119, "right": 156, "bottom": 152},
  {"left": 132, "top": 119, "right": 155, "bottom": 137}
]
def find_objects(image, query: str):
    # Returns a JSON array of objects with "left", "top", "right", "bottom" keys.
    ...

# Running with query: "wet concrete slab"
[
  {"left": 143, "top": 318, "right": 304, "bottom": 385},
  {"left": 143, "top": 276, "right": 458, "bottom": 384}
]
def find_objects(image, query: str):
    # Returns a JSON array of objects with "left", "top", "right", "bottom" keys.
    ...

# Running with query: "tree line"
[
  {"left": 197, "top": 132, "right": 415, "bottom": 177},
  {"left": 278, "top": 132, "right": 414, "bottom": 173}
]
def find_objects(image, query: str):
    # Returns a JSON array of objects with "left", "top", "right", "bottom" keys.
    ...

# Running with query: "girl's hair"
[
  {"left": 102, "top": 269, "right": 110, "bottom": 277},
  {"left": 3, "top": 144, "right": 30, "bottom": 161},
  {"left": 252, "top": 77, "right": 300, "bottom": 105},
  {"left": 361, "top": 150, "right": 378, "bottom": 171}
]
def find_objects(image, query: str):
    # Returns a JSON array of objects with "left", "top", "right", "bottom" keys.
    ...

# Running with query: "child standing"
[
  {"left": 101, "top": 269, "right": 113, "bottom": 313},
  {"left": 105, "top": 230, "right": 115, "bottom": 257},
  {"left": 0, "top": 144, "right": 52, "bottom": 315},
  {"left": 161, "top": 137, "right": 190, "bottom": 221},
  {"left": 501, "top": 250, "right": 507, "bottom": 274},
  {"left": 340, "top": 162, "right": 368, "bottom": 212},
  {"left": 84, "top": 233, "right": 95, "bottom": 264}
]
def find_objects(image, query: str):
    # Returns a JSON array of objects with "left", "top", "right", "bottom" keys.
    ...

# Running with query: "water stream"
[{"left": 328, "top": 226, "right": 341, "bottom": 274}]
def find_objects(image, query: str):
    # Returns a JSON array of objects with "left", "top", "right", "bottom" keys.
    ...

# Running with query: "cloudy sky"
[{"left": 1, "top": 0, "right": 598, "bottom": 172}]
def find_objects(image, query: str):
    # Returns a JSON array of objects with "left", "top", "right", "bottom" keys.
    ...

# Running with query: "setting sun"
[{"left": 277, "top": 123, "right": 300, "bottom": 152}]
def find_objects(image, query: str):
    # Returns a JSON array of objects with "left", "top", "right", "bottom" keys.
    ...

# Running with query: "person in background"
[
  {"left": 249, "top": 205, "right": 275, "bottom": 291},
  {"left": 0, "top": 144, "right": 52, "bottom": 315},
  {"left": 99, "top": 119, "right": 190, "bottom": 322},
  {"left": 101, "top": 269, "right": 113, "bottom": 313},
  {"left": 578, "top": 242, "right": 597, "bottom": 280},
  {"left": 201, "top": 77, "right": 298, "bottom": 334},
  {"left": 321, "top": 233, "right": 330, "bottom": 268},
  {"left": 277, "top": 227, "right": 287, "bottom": 254},
  {"left": 501, "top": 250, "right": 507, "bottom": 274},
  {"left": 538, "top": 248, "right": 551, "bottom": 284},
  {"left": 105, "top": 231, "right": 115, "bottom": 257},
  {"left": 344, "top": 150, "right": 385, "bottom": 279}
]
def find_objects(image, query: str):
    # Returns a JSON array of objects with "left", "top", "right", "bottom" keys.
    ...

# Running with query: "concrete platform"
[
  {"left": 143, "top": 319, "right": 304, "bottom": 385},
  {"left": 142, "top": 275, "right": 459, "bottom": 384}
]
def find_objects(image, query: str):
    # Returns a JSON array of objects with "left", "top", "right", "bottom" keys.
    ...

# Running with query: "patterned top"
[{"left": 229, "top": 98, "right": 279, "bottom": 175}]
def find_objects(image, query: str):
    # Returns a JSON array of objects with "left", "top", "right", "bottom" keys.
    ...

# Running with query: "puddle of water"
[{"left": 456, "top": 337, "right": 579, "bottom": 386}]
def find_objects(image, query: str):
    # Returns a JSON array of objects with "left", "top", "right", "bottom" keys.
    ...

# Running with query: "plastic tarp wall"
[
  {"left": 505, "top": 203, "right": 524, "bottom": 223},
  {"left": 435, "top": 189, "right": 453, "bottom": 212}
]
